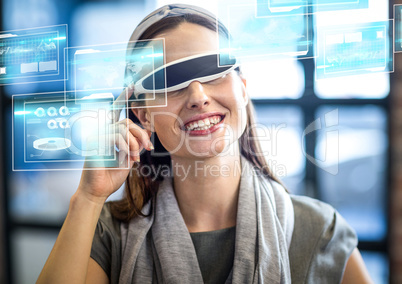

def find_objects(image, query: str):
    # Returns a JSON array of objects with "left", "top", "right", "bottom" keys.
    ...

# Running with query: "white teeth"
[
  {"left": 212, "top": 116, "right": 221, "bottom": 124},
  {"left": 185, "top": 116, "right": 223, "bottom": 131}
]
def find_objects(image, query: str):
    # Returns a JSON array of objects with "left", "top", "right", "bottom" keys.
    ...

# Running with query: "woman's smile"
[{"left": 182, "top": 113, "right": 226, "bottom": 136}]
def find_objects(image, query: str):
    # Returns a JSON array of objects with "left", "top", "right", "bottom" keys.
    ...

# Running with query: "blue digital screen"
[
  {"left": 316, "top": 20, "right": 393, "bottom": 79},
  {"left": 0, "top": 25, "right": 67, "bottom": 85},
  {"left": 257, "top": 0, "right": 368, "bottom": 14},
  {"left": 65, "top": 38, "right": 165, "bottom": 107},
  {"left": 218, "top": 0, "right": 313, "bottom": 66},
  {"left": 13, "top": 92, "right": 120, "bottom": 171},
  {"left": 394, "top": 5, "right": 402, "bottom": 52}
]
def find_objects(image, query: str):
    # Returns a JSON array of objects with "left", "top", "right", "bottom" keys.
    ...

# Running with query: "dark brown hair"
[{"left": 109, "top": 13, "right": 284, "bottom": 222}]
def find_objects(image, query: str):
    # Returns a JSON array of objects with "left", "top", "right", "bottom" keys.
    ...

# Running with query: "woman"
[{"left": 38, "top": 4, "right": 372, "bottom": 284}]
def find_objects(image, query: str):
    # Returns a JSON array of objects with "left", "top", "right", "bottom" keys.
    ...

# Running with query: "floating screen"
[
  {"left": 257, "top": 0, "right": 368, "bottom": 14},
  {"left": 394, "top": 5, "right": 402, "bottom": 52},
  {"left": 12, "top": 91, "right": 132, "bottom": 171},
  {"left": 218, "top": 0, "right": 313, "bottom": 66},
  {"left": 0, "top": 25, "right": 67, "bottom": 85},
  {"left": 65, "top": 38, "right": 166, "bottom": 108},
  {"left": 316, "top": 20, "right": 394, "bottom": 79}
]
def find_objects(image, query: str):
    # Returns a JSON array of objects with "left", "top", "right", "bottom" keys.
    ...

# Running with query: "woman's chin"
[{"left": 186, "top": 141, "right": 232, "bottom": 158}]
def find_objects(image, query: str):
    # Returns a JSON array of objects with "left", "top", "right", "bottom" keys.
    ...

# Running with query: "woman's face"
[{"left": 133, "top": 22, "right": 248, "bottom": 159}]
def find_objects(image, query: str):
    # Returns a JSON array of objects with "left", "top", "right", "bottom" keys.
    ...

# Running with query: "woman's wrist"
[{"left": 71, "top": 188, "right": 108, "bottom": 210}]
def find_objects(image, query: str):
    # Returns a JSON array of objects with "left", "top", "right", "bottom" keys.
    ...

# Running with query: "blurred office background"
[{"left": 0, "top": 0, "right": 400, "bottom": 283}]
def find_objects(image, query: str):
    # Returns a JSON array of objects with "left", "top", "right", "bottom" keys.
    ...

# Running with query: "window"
[{"left": 316, "top": 106, "right": 387, "bottom": 241}]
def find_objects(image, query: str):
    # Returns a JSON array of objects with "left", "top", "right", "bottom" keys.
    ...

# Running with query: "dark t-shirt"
[
  {"left": 90, "top": 195, "right": 357, "bottom": 283},
  {"left": 190, "top": 227, "right": 236, "bottom": 284}
]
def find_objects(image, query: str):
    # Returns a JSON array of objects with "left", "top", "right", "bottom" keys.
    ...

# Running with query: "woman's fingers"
[
  {"left": 114, "top": 118, "right": 153, "bottom": 163},
  {"left": 114, "top": 133, "right": 130, "bottom": 155},
  {"left": 127, "top": 122, "right": 154, "bottom": 151},
  {"left": 116, "top": 119, "right": 153, "bottom": 150},
  {"left": 115, "top": 132, "right": 140, "bottom": 164},
  {"left": 126, "top": 131, "right": 141, "bottom": 162},
  {"left": 118, "top": 152, "right": 134, "bottom": 168},
  {"left": 108, "top": 83, "right": 153, "bottom": 165}
]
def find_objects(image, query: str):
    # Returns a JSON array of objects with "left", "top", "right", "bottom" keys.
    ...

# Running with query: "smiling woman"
[{"left": 37, "top": 4, "right": 372, "bottom": 284}]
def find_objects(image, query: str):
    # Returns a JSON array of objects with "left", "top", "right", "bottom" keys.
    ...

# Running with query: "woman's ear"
[{"left": 131, "top": 106, "right": 153, "bottom": 132}]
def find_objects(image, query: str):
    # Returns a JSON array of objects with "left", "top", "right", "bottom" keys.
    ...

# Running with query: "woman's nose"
[{"left": 186, "top": 81, "right": 210, "bottom": 109}]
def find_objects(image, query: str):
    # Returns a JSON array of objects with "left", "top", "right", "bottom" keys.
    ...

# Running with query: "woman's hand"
[
  {"left": 77, "top": 84, "right": 153, "bottom": 204},
  {"left": 37, "top": 85, "right": 150, "bottom": 284}
]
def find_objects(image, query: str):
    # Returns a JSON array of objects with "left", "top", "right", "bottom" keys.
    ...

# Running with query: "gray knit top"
[{"left": 90, "top": 195, "right": 357, "bottom": 283}]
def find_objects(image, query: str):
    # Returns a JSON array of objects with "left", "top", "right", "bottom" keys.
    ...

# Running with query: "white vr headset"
[{"left": 132, "top": 52, "right": 238, "bottom": 98}]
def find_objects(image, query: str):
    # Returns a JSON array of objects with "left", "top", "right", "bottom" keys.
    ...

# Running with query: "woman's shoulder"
[
  {"left": 288, "top": 195, "right": 358, "bottom": 283},
  {"left": 290, "top": 194, "right": 338, "bottom": 226},
  {"left": 289, "top": 194, "right": 357, "bottom": 247},
  {"left": 97, "top": 202, "right": 122, "bottom": 238}
]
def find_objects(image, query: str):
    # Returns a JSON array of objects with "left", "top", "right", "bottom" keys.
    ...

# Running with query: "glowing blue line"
[
  {"left": 146, "top": 53, "right": 163, "bottom": 58},
  {"left": 14, "top": 111, "right": 31, "bottom": 115},
  {"left": 53, "top": 36, "right": 66, "bottom": 41}
]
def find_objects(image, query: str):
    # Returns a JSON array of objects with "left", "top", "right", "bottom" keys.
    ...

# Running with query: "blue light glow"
[
  {"left": 316, "top": 20, "right": 393, "bottom": 79},
  {"left": 257, "top": 0, "right": 368, "bottom": 13},
  {"left": 12, "top": 92, "right": 121, "bottom": 171},
  {"left": 0, "top": 24, "right": 67, "bottom": 85},
  {"left": 52, "top": 36, "right": 66, "bottom": 41},
  {"left": 65, "top": 39, "right": 165, "bottom": 108},
  {"left": 14, "top": 111, "right": 31, "bottom": 115},
  {"left": 218, "top": 0, "right": 313, "bottom": 65},
  {"left": 394, "top": 5, "right": 402, "bottom": 52}
]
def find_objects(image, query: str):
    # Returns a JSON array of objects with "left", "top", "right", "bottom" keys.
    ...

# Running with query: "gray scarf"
[{"left": 119, "top": 156, "right": 294, "bottom": 283}]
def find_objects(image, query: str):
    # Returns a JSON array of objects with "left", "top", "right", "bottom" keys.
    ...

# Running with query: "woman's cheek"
[{"left": 153, "top": 118, "right": 184, "bottom": 152}]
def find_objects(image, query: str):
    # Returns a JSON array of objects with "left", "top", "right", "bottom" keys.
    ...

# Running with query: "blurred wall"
[
  {"left": 0, "top": 0, "right": 7, "bottom": 277},
  {"left": 0, "top": 109, "right": 6, "bottom": 284},
  {"left": 390, "top": 44, "right": 402, "bottom": 284}
]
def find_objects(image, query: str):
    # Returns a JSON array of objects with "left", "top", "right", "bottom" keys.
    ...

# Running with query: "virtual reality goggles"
[{"left": 131, "top": 53, "right": 238, "bottom": 98}]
